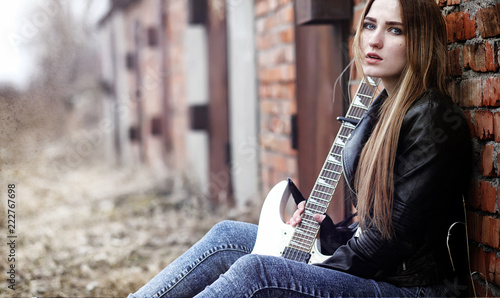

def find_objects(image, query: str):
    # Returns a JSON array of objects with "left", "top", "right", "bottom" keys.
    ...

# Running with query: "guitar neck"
[{"left": 283, "top": 77, "right": 381, "bottom": 259}]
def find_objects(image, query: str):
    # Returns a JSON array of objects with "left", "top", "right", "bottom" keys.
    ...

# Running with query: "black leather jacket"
[{"left": 316, "top": 89, "right": 473, "bottom": 287}]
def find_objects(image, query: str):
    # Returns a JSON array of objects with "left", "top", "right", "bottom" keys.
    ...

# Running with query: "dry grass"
[
  {"left": 0, "top": 146, "right": 259, "bottom": 297},
  {"left": 0, "top": 94, "right": 260, "bottom": 297}
]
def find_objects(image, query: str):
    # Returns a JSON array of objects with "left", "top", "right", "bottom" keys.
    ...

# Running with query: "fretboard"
[{"left": 282, "top": 76, "right": 381, "bottom": 262}]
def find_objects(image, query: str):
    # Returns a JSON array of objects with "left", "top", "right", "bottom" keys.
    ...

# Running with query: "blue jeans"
[{"left": 128, "top": 220, "right": 456, "bottom": 297}]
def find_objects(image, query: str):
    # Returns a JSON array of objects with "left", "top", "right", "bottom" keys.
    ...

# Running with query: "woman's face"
[{"left": 360, "top": 0, "right": 407, "bottom": 93}]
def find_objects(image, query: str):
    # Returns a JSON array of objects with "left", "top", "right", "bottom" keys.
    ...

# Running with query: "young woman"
[{"left": 128, "top": 0, "right": 472, "bottom": 296}]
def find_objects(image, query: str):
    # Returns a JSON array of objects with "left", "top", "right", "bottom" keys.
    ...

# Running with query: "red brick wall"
[
  {"left": 255, "top": 0, "right": 298, "bottom": 194},
  {"left": 444, "top": 1, "right": 500, "bottom": 295}
]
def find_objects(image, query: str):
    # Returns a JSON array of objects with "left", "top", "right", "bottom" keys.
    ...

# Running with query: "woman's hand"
[{"left": 286, "top": 201, "right": 326, "bottom": 227}]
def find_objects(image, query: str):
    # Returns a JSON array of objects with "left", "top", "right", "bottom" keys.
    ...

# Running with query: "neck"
[{"left": 382, "top": 80, "right": 396, "bottom": 96}]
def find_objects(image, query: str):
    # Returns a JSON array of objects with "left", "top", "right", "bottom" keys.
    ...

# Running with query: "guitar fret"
[
  {"left": 294, "top": 229, "right": 312, "bottom": 237},
  {"left": 317, "top": 183, "right": 335, "bottom": 190},
  {"left": 324, "top": 167, "right": 342, "bottom": 175},
  {"left": 289, "top": 241, "right": 309, "bottom": 251},
  {"left": 316, "top": 183, "right": 334, "bottom": 192},
  {"left": 294, "top": 228, "right": 315, "bottom": 237},
  {"left": 313, "top": 190, "right": 333, "bottom": 198},
  {"left": 300, "top": 219, "right": 318, "bottom": 229},
  {"left": 304, "top": 209, "right": 316, "bottom": 217},
  {"left": 344, "top": 122, "right": 356, "bottom": 129},
  {"left": 294, "top": 230, "right": 315, "bottom": 241},
  {"left": 306, "top": 202, "right": 325, "bottom": 211},
  {"left": 334, "top": 138, "right": 345, "bottom": 147},
  {"left": 357, "top": 92, "right": 372, "bottom": 99},
  {"left": 316, "top": 185, "right": 337, "bottom": 196},
  {"left": 308, "top": 196, "right": 329, "bottom": 207},
  {"left": 313, "top": 188, "right": 334, "bottom": 196},
  {"left": 317, "top": 178, "right": 332, "bottom": 186},
  {"left": 350, "top": 109, "right": 366, "bottom": 117},
  {"left": 321, "top": 166, "right": 342, "bottom": 179},
  {"left": 326, "top": 156, "right": 341, "bottom": 165},
  {"left": 316, "top": 183, "right": 334, "bottom": 191},
  {"left": 322, "top": 168, "right": 341, "bottom": 175},
  {"left": 324, "top": 161, "right": 340, "bottom": 168},
  {"left": 317, "top": 176, "right": 334, "bottom": 184},
  {"left": 353, "top": 100, "right": 369, "bottom": 107},
  {"left": 307, "top": 198, "right": 325, "bottom": 209},
  {"left": 332, "top": 147, "right": 343, "bottom": 155}
]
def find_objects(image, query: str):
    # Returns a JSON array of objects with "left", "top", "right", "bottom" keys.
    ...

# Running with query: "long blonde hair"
[{"left": 352, "top": 0, "right": 449, "bottom": 239}]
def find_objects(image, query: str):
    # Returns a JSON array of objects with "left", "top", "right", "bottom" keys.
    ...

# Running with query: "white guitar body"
[{"left": 251, "top": 180, "right": 329, "bottom": 264}]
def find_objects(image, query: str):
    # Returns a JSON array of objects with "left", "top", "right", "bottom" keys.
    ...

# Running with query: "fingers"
[
  {"left": 313, "top": 213, "right": 326, "bottom": 224},
  {"left": 287, "top": 202, "right": 325, "bottom": 227},
  {"left": 286, "top": 201, "right": 305, "bottom": 227}
]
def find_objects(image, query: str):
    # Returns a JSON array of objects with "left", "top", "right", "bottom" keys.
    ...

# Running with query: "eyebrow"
[{"left": 364, "top": 16, "right": 403, "bottom": 26}]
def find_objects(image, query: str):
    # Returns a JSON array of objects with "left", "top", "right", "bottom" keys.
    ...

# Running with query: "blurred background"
[{"left": 0, "top": 0, "right": 358, "bottom": 296}]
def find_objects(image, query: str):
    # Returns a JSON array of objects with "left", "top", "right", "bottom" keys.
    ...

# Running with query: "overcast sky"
[{"left": 0, "top": 0, "right": 109, "bottom": 89}]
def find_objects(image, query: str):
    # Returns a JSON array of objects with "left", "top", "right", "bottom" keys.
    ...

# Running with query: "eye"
[
  {"left": 363, "top": 21, "right": 376, "bottom": 30},
  {"left": 389, "top": 27, "right": 403, "bottom": 35}
]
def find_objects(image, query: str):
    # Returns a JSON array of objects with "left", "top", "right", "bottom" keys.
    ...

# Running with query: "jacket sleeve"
[{"left": 316, "top": 95, "right": 471, "bottom": 278}]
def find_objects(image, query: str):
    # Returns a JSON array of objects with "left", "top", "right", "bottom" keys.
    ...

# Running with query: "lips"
[
  {"left": 365, "top": 52, "right": 382, "bottom": 65},
  {"left": 366, "top": 52, "right": 382, "bottom": 60}
]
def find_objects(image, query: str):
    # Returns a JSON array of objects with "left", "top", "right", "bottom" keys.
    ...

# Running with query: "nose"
[{"left": 368, "top": 30, "right": 383, "bottom": 49}]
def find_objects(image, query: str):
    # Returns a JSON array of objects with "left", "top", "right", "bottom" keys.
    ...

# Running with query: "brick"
[
  {"left": 280, "top": 4, "right": 294, "bottom": 24},
  {"left": 279, "top": 27, "right": 294, "bottom": 43},
  {"left": 256, "top": 33, "right": 273, "bottom": 50},
  {"left": 463, "top": 11, "right": 477, "bottom": 39},
  {"left": 474, "top": 110, "right": 494, "bottom": 140},
  {"left": 476, "top": 245, "right": 487, "bottom": 278},
  {"left": 457, "top": 78, "right": 482, "bottom": 107},
  {"left": 467, "top": 210, "right": 482, "bottom": 243},
  {"left": 280, "top": 64, "right": 296, "bottom": 82},
  {"left": 255, "top": 1, "right": 269, "bottom": 17},
  {"left": 447, "top": 47, "right": 462, "bottom": 77},
  {"left": 494, "top": 113, "right": 500, "bottom": 142},
  {"left": 485, "top": 41, "right": 499, "bottom": 72},
  {"left": 482, "top": 216, "right": 500, "bottom": 249},
  {"left": 476, "top": 4, "right": 500, "bottom": 38},
  {"left": 463, "top": 42, "right": 498, "bottom": 73},
  {"left": 486, "top": 251, "right": 497, "bottom": 282},
  {"left": 479, "top": 144, "right": 495, "bottom": 176},
  {"left": 446, "top": 11, "right": 465, "bottom": 43},
  {"left": 485, "top": 77, "right": 500, "bottom": 107},
  {"left": 259, "top": 66, "right": 282, "bottom": 83},
  {"left": 476, "top": 180, "right": 497, "bottom": 213}
]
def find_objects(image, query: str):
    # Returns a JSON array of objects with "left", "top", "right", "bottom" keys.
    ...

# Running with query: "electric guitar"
[{"left": 252, "top": 76, "right": 381, "bottom": 264}]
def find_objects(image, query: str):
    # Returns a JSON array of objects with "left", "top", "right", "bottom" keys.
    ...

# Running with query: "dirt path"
[{"left": 0, "top": 148, "right": 259, "bottom": 297}]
